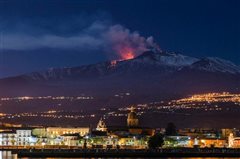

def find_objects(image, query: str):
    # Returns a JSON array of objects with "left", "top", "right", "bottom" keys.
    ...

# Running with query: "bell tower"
[{"left": 127, "top": 106, "right": 139, "bottom": 127}]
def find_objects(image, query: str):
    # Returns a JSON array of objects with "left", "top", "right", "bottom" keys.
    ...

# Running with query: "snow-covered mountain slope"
[
  {"left": 187, "top": 57, "right": 240, "bottom": 74},
  {"left": 134, "top": 51, "right": 199, "bottom": 66},
  {"left": 23, "top": 51, "right": 240, "bottom": 81}
]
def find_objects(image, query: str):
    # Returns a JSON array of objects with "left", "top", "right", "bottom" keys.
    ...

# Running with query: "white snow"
[{"left": 190, "top": 57, "right": 240, "bottom": 74}]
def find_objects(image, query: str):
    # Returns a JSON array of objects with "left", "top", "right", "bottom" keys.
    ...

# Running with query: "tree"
[
  {"left": 165, "top": 122, "right": 177, "bottom": 136},
  {"left": 148, "top": 133, "right": 164, "bottom": 149},
  {"left": 215, "top": 130, "right": 221, "bottom": 138}
]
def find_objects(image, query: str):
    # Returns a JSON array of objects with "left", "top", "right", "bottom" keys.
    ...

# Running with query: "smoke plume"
[{"left": 1, "top": 19, "right": 160, "bottom": 60}]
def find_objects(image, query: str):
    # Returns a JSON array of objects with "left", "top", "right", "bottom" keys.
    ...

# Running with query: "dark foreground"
[{"left": 11, "top": 148, "right": 240, "bottom": 158}]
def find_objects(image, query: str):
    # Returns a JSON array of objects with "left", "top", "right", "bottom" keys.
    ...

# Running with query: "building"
[
  {"left": 0, "top": 131, "right": 17, "bottom": 146},
  {"left": 228, "top": 133, "right": 240, "bottom": 148},
  {"left": 46, "top": 127, "right": 89, "bottom": 137},
  {"left": 222, "top": 129, "right": 234, "bottom": 138},
  {"left": 85, "top": 131, "right": 112, "bottom": 148},
  {"left": 96, "top": 118, "right": 107, "bottom": 132},
  {"left": 118, "top": 136, "right": 136, "bottom": 148},
  {"left": 196, "top": 138, "right": 227, "bottom": 148},
  {"left": 104, "top": 106, "right": 154, "bottom": 149},
  {"left": 178, "top": 128, "right": 219, "bottom": 138},
  {"left": 127, "top": 107, "right": 139, "bottom": 127},
  {"left": 32, "top": 127, "right": 89, "bottom": 138},
  {"left": 118, "top": 135, "right": 148, "bottom": 149},
  {"left": 0, "top": 128, "right": 32, "bottom": 146},
  {"left": 31, "top": 127, "right": 89, "bottom": 146},
  {"left": 16, "top": 128, "right": 32, "bottom": 146},
  {"left": 61, "top": 133, "right": 81, "bottom": 146}
]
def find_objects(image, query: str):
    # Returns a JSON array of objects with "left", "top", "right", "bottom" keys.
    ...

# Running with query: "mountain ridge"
[
  {"left": 0, "top": 51, "right": 239, "bottom": 103},
  {"left": 4, "top": 50, "right": 239, "bottom": 82}
]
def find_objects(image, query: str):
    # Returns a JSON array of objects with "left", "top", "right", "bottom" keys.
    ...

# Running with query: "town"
[
  {"left": 0, "top": 92, "right": 240, "bottom": 131},
  {"left": 1, "top": 106, "right": 240, "bottom": 150}
]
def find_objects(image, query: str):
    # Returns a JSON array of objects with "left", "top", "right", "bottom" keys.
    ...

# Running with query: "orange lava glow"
[
  {"left": 110, "top": 60, "right": 117, "bottom": 67},
  {"left": 119, "top": 47, "right": 135, "bottom": 60}
]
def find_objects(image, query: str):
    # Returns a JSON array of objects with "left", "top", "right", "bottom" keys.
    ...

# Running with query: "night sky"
[{"left": 0, "top": 0, "right": 239, "bottom": 77}]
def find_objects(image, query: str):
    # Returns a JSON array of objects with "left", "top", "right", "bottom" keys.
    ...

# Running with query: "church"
[
  {"left": 96, "top": 106, "right": 155, "bottom": 136},
  {"left": 127, "top": 106, "right": 139, "bottom": 127}
]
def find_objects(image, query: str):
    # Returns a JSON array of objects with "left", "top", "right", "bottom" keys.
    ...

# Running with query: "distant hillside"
[{"left": 0, "top": 50, "right": 239, "bottom": 110}]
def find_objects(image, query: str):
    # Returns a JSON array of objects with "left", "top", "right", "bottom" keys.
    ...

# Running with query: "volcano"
[{"left": 0, "top": 50, "right": 239, "bottom": 107}]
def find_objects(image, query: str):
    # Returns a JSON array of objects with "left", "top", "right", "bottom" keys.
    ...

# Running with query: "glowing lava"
[
  {"left": 110, "top": 60, "right": 117, "bottom": 67},
  {"left": 122, "top": 52, "right": 134, "bottom": 60},
  {"left": 119, "top": 47, "right": 135, "bottom": 60}
]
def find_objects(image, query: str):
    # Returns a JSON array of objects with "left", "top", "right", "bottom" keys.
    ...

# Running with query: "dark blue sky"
[{"left": 0, "top": 0, "right": 239, "bottom": 77}]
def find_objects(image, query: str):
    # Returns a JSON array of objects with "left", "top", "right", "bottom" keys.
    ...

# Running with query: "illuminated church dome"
[{"left": 127, "top": 106, "right": 139, "bottom": 127}]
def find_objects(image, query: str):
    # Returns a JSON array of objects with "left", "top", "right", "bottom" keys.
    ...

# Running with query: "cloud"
[
  {"left": 1, "top": 16, "right": 160, "bottom": 60},
  {"left": 2, "top": 34, "right": 104, "bottom": 50}
]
